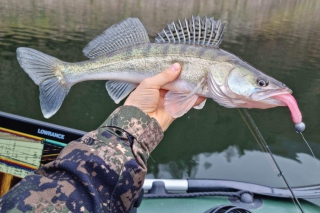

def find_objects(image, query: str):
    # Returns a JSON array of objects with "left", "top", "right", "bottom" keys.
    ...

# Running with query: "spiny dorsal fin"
[
  {"left": 83, "top": 18, "right": 150, "bottom": 59},
  {"left": 155, "top": 15, "right": 225, "bottom": 47}
]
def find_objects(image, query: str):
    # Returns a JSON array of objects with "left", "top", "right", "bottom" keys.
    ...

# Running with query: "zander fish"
[{"left": 16, "top": 15, "right": 305, "bottom": 131}]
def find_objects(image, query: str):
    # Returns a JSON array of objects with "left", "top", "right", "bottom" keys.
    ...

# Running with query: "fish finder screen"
[
  {"left": 0, "top": 129, "right": 44, "bottom": 178},
  {"left": 0, "top": 111, "right": 85, "bottom": 178}
]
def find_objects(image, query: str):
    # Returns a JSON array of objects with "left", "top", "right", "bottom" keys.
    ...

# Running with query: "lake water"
[{"left": 1, "top": 0, "right": 320, "bottom": 204}]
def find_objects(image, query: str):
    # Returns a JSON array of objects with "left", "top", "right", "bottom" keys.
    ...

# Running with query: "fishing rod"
[{"left": 242, "top": 109, "right": 305, "bottom": 213}]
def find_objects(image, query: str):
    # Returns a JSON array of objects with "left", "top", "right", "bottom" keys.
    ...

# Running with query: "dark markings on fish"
[
  {"left": 145, "top": 44, "right": 152, "bottom": 57},
  {"left": 207, "top": 48, "right": 219, "bottom": 61},
  {"left": 198, "top": 46, "right": 207, "bottom": 58},
  {"left": 180, "top": 44, "right": 189, "bottom": 56},
  {"left": 162, "top": 44, "right": 170, "bottom": 56},
  {"left": 126, "top": 47, "right": 134, "bottom": 59}
]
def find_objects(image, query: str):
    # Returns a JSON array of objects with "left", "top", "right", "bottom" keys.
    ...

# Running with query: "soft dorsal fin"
[
  {"left": 155, "top": 15, "right": 225, "bottom": 47},
  {"left": 83, "top": 18, "right": 150, "bottom": 59}
]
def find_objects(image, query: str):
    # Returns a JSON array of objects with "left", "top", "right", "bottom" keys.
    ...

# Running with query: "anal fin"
[
  {"left": 106, "top": 81, "right": 137, "bottom": 104},
  {"left": 164, "top": 91, "right": 199, "bottom": 118}
]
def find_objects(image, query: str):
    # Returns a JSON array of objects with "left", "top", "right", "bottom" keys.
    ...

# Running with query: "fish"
[{"left": 16, "top": 15, "right": 304, "bottom": 130}]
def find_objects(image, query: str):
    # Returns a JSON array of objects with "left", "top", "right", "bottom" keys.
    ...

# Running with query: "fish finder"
[{"left": 0, "top": 111, "right": 86, "bottom": 178}]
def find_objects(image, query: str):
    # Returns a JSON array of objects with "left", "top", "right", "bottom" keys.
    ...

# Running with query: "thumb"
[{"left": 143, "top": 63, "right": 181, "bottom": 88}]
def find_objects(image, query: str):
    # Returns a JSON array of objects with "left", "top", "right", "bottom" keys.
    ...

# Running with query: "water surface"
[{"left": 1, "top": 0, "right": 320, "bottom": 202}]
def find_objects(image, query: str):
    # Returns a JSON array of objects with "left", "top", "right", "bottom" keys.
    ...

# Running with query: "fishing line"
[
  {"left": 238, "top": 109, "right": 301, "bottom": 211},
  {"left": 237, "top": 109, "right": 278, "bottom": 172},
  {"left": 299, "top": 133, "right": 320, "bottom": 168},
  {"left": 242, "top": 109, "right": 305, "bottom": 213},
  {"left": 149, "top": 154, "right": 156, "bottom": 163},
  {"left": 237, "top": 109, "right": 262, "bottom": 149}
]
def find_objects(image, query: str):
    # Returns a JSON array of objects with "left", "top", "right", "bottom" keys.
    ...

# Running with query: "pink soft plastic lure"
[{"left": 273, "top": 94, "right": 305, "bottom": 132}]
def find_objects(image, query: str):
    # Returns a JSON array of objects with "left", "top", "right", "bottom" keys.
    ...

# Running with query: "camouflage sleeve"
[{"left": 0, "top": 106, "right": 164, "bottom": 213}]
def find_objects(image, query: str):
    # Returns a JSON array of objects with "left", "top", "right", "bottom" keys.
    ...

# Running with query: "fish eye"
[{"left": 257, "top": 77, "right": 269, "bottom": 87}]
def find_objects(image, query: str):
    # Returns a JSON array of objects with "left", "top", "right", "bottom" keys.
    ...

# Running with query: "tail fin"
[{"left": 16, "top": 47, "right": 70, "bottom": 118}]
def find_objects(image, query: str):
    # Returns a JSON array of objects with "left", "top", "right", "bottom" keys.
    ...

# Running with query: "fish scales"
[{"left": 64, "top": 43, "right": 229, "bottom": 89}]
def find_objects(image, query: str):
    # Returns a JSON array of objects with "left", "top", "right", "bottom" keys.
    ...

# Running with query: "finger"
[
  {"left": 193, "top": 96, "right": 206, "bottom": 107},
  {"left": 142, "top": 63, "right": 181, "bottom": 88},
  {"left": 159, "top": 89, "right": 169, "bottom": 98}
]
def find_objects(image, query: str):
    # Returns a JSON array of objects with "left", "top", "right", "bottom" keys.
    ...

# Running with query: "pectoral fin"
[
  {"left": 164, "top": 91, "right": 199, "bottom": 118},
  {"left": 106, "top": 81, "right": 137, "bottom": 104},
  {"left": 180, "top": 77, "right": 206, "bottom": 102},
  {"left": 194, "top": 99, "right": 206, "bottom": 109}
]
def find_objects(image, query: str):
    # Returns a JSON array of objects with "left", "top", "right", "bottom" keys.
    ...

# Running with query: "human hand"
[{"left": 124, "top": 63, "right": 206, "bottom": 131}]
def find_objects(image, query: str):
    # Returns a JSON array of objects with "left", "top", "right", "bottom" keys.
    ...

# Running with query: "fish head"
[{"left": 223, "top": 62, "right": 292, "bottom": 109}]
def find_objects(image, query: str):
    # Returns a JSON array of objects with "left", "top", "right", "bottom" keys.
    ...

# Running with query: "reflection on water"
[
  {"left": 1, "top": 0, "right": 320, "bottom": 191},
  {"left": 147, "top": 145, "right": 320, "bottom": 188},
  {"left": 223, "top": 145, "right": 240, "bottom": 162}
]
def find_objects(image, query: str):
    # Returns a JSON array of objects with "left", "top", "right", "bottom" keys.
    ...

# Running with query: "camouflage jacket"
[{"left": 0, "top": 106, "right": 164, "bottom": 213}]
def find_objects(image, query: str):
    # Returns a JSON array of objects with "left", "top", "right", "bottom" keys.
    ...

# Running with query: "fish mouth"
[{"left": 251, "top": 88, "right": 292, "bottom": 106}]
